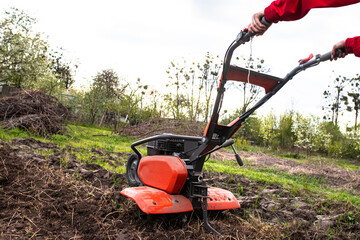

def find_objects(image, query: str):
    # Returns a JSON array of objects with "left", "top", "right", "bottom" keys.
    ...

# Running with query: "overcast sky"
[{"left": 1, "top": 0, "right": 360, "bottom": 125}]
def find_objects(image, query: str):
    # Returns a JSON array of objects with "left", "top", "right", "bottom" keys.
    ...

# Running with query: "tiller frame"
[{"left": 121, "top": 19, "right": 342, "bottom": 235}]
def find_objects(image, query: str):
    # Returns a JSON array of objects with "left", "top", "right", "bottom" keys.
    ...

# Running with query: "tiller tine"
[{"left": 201, "top": 186, "right": 221, "bottom": 236}]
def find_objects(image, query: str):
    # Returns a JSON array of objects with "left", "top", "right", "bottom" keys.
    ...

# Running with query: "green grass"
[
  {"left": 54, "top": 124, "right": 146, "bottom": 173},
  {"left": 54, "top": 124, "right": 136, "bottom": 153},
  {"left": 204, "top": 158, "right": 360, "bottom": 207},
  {"left": 0, "top": 126, "right": 36, "bottom": 140},
  {"left": 237, "top": 142, "right": 360, "bottom": 172},
  {"left": 0, "top": 124, "right": 139, "bottom": 154},
  {"left": 1, "top": 123, "right": 359, "bottom": 207},
  {"left": 205, "top": 159, "right": 325, "bottom": 191},
  {"left": 0, "top": 124, "right": 145, "bottom": 174}
]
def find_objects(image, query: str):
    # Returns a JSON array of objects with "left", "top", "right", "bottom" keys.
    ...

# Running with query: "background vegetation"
[{"left": 1, "top": 8, "right": 359, "bottom": 160}]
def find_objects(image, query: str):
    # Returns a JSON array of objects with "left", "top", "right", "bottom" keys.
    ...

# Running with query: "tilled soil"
[
  {"left": 1, "top": 138, "right": 359, "bottom": 239},
  {"left": 214, "top": 149, "right": 360, "bottom": 193}
]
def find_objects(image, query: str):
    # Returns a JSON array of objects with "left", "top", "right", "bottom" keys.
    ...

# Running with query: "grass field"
[
  {"left": 2, "top": 123, "right": 359, "bottom": 207},
  {"left": 1, "top": 123, "right": 360, "bottom": 239}
]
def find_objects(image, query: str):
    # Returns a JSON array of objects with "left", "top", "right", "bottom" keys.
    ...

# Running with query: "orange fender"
[
  {"left": 121, "top": 186, "right": 193, "bottom": 214},
  {"left": 121, "top": 186, "right": 239, "bottom": 214},
  {"left": 206, "top": 187, "right": 240, "bottom": 210}
]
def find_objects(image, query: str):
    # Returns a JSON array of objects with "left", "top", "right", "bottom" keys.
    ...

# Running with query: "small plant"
[
  {"left": 253, "top": 195, "right": 261, "bottom": 208},
  {"left": 103, "top": 144, "right": 115, "bottom": 152},
  {"left": 237, "top": 183, "right": 244, "bottom": 196},
  {"left": 228, "top": 177, "right": 236, "bottom": 184},
  {"left": 112, "top": 175, "right": 122, "bottom": 185},
  {"left": 51, "top": 134, "right": 68, "bottom": 142},
  {"left": 60, "top": 156, "right": 68, "bottom": 168},
  {"left": 339, "top": 211, "right": 358, "bottom": 224},
  {"left": 110, "top": 199, "right": 122, "bottom": 209}
]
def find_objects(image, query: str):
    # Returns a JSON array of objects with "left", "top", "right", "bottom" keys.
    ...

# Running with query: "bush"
[
  {"left": 237, "top": 116, "right": 263, "bottom": 145},
  {"left": 327, "top": 141, "right": 342, "bottom": 158},
  {"left": 340, "top": 136, "right": 360, "bottom": 159},
  {"left": 234, "top": 138, "right": 252, "bottom": 151}
]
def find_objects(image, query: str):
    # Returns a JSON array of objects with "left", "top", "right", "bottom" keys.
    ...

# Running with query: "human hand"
[
  {"left": 331, "top": 40, "right": 347, "bottom": 60},
  {"left": 248, "top": 11, "right": 270, "bottom": 35}
]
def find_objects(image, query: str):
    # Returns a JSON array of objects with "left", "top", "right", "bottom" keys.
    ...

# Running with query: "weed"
[
  {"left": 339, "top": 211, "right": 358, "bottom": 224},
  {"left": 237, "top": 184, "right": 244, "bottom": 196},
  {"left": 228, "top": 177, "right": 236, "bottom": 184},
  {"left": 111, "top": 199, "right": 122, "bottom": 209},
  {"left": 0, "top": 127, "right": 10, "bottom": 141},
  {"left": 103, "top": 144, "right": 115, "bottom": 152},
  {"left": 51, "top": 134, "right": 68, "bottom": 142},
  {"left": 254, "top": 195, "right": 261, "bottom": 208},
  {"left": 112, "top": 175, "right": 122, "bottom": 185},
  {"left": 326, "top": 227, "right": 339, "bottom": 239},
  {"left": 60, "top": 157, "right": 68, "bottom": 168}
]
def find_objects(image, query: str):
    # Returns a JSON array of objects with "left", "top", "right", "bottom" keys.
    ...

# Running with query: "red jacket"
[{"left": 264, "top": 0, "right": 360, "bottom": 57}]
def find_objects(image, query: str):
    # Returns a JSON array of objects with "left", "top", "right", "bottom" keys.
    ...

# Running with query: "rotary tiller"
[{"left": 121, "top": 18, "right": 343, "bottom": 235}]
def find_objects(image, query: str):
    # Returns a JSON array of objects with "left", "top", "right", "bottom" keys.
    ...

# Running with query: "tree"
[
  {"left": 86, "top": 86, "right": 105, "bottom": 125},
  {"left": 322, "top": 75, "right": 349, "bottom": 126},
  {"left": 0, "top": 8, "right": 52, "bottom": 88},
  {"left": 182, "top": 65, "right": 201, "bottom": 121},
  {"left": 220, "top": 107, "right": 263, "bottom": 144},
  {"left": 259, "top": 111, "right": 279, "bottom": 150},
  {"left": 344, "top": 74, "right": 360, "bottom": 133},
  {"left": 117, "top": 78, "right": 159, "bottom": 125},
  {"left": 49, "top": 48, "right": 77, "bottom": 89},
  {"left": 165, "top": 53, "right": 222, "bottom": 121},
  {"left": 315, "top": 121, "right": 342, "bottom": 155},
  {"left": 199, "top": 53, "right": 222, "bottom": 121},
  {"left": 277, "top": 111, "right": 296, "bottom": 149},
  {"left": 292, "top": 114, "right": 320, "bottom": 157},
  {"left": 165, "top": 60, "right": 188, "bottom": 120},
  {"left": 92, "top": 69, "right": 121, "bottom": 98},
  {"left": 88, "top": 69, "right": 129, "bottom": 125}
]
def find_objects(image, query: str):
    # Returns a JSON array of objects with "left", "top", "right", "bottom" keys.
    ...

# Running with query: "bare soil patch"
[
  {"left": 214, "top": 149, "right": 360, "bottom": 194},
  {"left": 1, "top": 138, "right": 359, "bottom": 239}
]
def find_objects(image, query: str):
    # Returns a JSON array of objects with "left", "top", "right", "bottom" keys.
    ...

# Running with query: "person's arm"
[
  {"left": 345, "top": 37, "right": 360, "bottom": 57},
  {"left": 249, "top": 0, "right": 360, "bottom": 34},
  {"left": 331, "top": 37, "right": 360, "bottom": 59},
  {"left": 331, "top": 40, "right": 347, "bottom": 59},
  {"left": 265, "top": 0, "right": 360, "bottom": 23}
]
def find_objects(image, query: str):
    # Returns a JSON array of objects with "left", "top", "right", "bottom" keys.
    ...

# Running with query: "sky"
[{"left": 1, "top": 0, "right": 360, "bottom": 125}]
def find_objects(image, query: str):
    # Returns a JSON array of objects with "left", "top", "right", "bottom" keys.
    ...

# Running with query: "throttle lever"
[
  {"left": 299, "top": 53, "right": 314, "bottom": 64},
  {"left": 231, "top": 145, "right": 243, "bottom": 167}
]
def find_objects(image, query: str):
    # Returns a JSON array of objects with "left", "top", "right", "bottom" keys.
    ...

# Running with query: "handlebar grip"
[
  {"left": 260, "top": 16, "right": 271, "bottom": 27},
  {"left": 242, "top": 16, "right": 272, "bottom": 40},
  {"left": 319, "top": 52, "right": 332, "bottom": 62},
  {"left": 319, "top": 48, "right": 346, "bottom": 62}
]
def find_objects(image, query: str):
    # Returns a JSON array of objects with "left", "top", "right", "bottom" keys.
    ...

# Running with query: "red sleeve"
[
  {"left": 264, "top": 0, "right": 360, "bottom": 23},
  {"left": 345, "top": 37, "right": 360, "bottom": 57}
]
